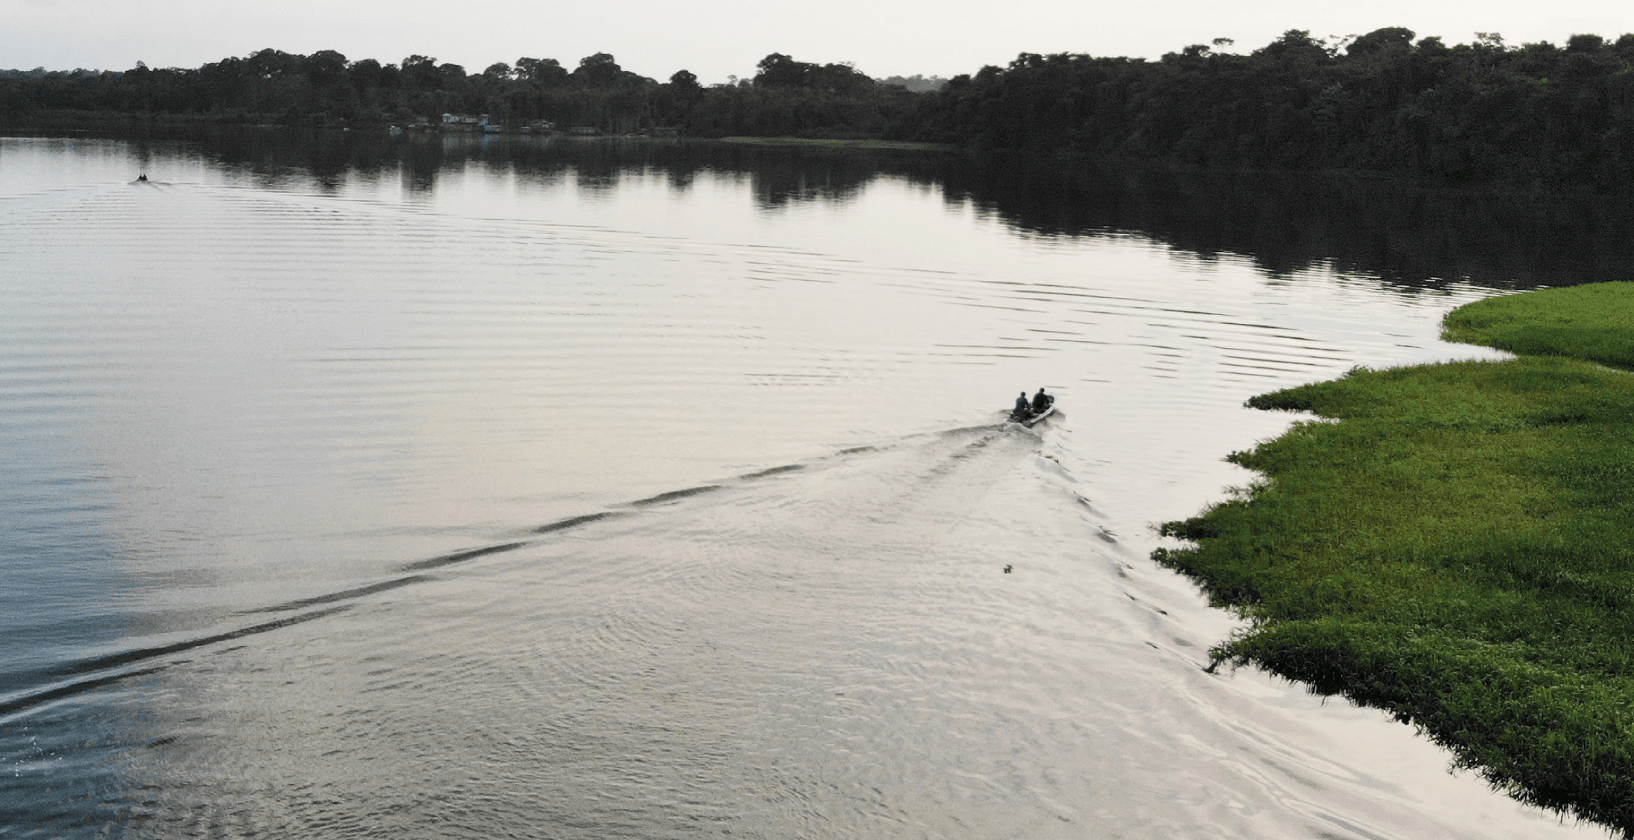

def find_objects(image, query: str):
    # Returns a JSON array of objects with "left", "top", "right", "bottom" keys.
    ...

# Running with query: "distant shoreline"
[
  {"left": 0, "top": 116, "right": 957, "bottom": 153},
  {"left": 716, "top": 136, "right": 955, "bottom": 152}
]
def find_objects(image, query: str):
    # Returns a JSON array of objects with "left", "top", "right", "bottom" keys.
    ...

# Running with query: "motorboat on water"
[{"left": 1009, "top": 396, "right": 1056, "bottom": 427}]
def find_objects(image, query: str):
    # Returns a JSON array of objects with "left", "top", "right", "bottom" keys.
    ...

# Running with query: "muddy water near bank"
[{"left": 0, "top": 137, "right": 1602, "bottom": 837}]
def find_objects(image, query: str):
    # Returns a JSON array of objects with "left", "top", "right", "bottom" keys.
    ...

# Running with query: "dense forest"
[
  {"left": 916, "top": 29, "right": 1634, "bottom": 187},
  {"left": 0, "top": 50, "right": 924, "bottom": 139},
  {"left": 6, "top": 28, "right": 1634, "bottom": 187}
]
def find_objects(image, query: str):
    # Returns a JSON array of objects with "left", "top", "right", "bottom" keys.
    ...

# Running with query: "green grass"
[
  {"left": 1156, "top": 283, "right": 1634, "bottom": 834},
  {"left": 1444, "top": 282, "right": 1634, "bottom": 368}
]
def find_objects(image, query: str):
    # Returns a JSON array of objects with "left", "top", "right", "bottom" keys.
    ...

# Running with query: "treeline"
[
  {"left": 0, "top": 49, "right": 924, "bottom": 138},
  {"left": 909, "top": 28, "right": 1634, "bottom": 186},
  {"left": 8, "top": 28, "right": 1634, "bottom": 186}
]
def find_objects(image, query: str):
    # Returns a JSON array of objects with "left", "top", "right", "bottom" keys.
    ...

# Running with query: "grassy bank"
[{"left": 1155, "top": 282, "right": 1634, "bottom": 834}]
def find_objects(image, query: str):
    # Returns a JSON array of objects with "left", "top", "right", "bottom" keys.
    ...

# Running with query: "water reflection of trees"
[
  {"left": 183, "top": 128, "right": 894, "bottom": 208},
  {"left": 931, "top": 159, "right": 1634, "bottom": 290},
  {"left": 166, "top": 128, "right": 1633, "bottom": 290}
]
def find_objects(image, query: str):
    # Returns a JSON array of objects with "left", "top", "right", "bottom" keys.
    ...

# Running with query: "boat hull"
[{"left": 1009, "top": 403, "right": 1056, "bottom": 427}]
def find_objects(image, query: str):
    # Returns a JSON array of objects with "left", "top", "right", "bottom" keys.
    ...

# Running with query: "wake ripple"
[{"left": 0, "top": 429, "right": 1033, "bottom": 722}]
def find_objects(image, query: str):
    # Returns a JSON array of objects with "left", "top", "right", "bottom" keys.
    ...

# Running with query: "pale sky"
[{"left": 4, "top": 0, "right": 1630, "bottom": 84}]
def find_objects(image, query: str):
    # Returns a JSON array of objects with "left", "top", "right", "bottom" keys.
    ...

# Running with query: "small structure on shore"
[{"left": 441, "top": 113, "right": 503, "bottom": 133}]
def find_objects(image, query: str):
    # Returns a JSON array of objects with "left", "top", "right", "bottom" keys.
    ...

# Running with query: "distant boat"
[{"left": 1009, "top": 399, "right": 1056, "bottom": 427}]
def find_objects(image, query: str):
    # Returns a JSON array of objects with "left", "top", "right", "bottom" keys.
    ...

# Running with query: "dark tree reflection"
[{"left": 110, "top": 127, "right": 1634, "bottom": 290}]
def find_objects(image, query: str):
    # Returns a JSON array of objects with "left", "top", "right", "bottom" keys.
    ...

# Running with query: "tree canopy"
[
  {"left": 904, "top": 28, "right": 1634, "bottom": 186},
  {"left": 6, "top": 31, "right": 1634, "bottom": 187}
]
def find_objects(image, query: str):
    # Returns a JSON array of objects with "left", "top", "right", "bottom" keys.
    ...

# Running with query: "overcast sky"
[{"left": 5, "top": 0, "right": 1630, "bottom": 83}]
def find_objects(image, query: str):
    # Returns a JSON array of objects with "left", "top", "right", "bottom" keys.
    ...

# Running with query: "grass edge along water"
[{"left": 1154, "top": 282, "right": 1634, "bottom": 837}]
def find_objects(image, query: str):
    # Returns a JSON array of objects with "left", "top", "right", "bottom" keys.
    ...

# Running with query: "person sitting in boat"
[
  {"left": 1014, "top": 391, "right": 1032, "bottom": 419},
  {"left": 1031, "top": 388, "right": 1052, "bottom": 413}
]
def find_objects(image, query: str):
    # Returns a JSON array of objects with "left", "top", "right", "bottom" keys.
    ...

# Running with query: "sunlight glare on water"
[{"left": 0, "top": 135, "right": 1604, "bottom": 838}]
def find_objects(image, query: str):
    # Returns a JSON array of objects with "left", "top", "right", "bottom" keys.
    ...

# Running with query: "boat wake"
[{"left": 0, "top": 422, "right": 1057, "bottom": 724}]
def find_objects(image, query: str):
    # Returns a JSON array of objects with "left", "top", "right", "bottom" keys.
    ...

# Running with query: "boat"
[{"left": 1009, "top": 399, "right": 1056, "bottom": 427}]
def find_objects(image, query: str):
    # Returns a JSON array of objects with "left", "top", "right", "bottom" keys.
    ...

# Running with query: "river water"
[{"left": 0, "top": 133, "right": 1611, "bottom": 838}]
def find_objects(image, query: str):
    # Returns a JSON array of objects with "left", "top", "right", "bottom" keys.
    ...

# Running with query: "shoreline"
[
  {"left": 0, "top": 119, "right": 960, "bottom": 154},
  {"left": 1156, "top": 282, "right": 1634, "bottom": 836},
  {"left": 715, "top": 136, "right": 955, "bottom": 152}
]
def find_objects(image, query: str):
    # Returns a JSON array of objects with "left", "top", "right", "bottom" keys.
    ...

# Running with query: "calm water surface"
[{"left": 0, "top": 135, "right": 1608, "bottom": 838}]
